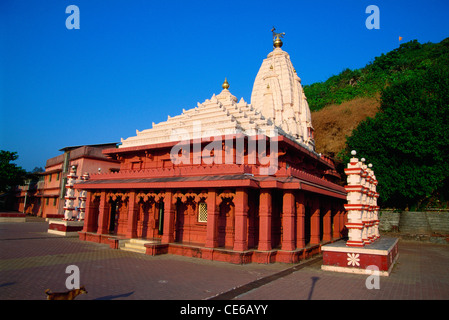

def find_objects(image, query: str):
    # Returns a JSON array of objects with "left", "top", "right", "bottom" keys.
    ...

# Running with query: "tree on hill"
[
  {"left": 0, "top": 150, "right": 27, "bottom": 193},
  {"left": 340, "top": 62, "right": 449, "bottom": 209}
]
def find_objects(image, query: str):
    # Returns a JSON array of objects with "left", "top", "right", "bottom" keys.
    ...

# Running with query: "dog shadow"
[{"left": 94, "top": 291, "right": 135, "bottom": 300}]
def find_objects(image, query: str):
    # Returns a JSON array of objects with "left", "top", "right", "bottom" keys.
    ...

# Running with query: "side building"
[{"left": 14, "top": 143, "right": 120, "bottom": 218}]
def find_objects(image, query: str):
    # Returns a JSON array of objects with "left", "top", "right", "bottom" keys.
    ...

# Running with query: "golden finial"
[
  {"left": 222, "top": 78, "right": 230, "bottom": 90},
  {"left": 271, "top": 27, "right": 285, "bottom": 48}
]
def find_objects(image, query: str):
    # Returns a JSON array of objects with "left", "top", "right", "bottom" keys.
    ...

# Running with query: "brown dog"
[{"left": 45, "top": 286, "right": 88, "bottom": 300}]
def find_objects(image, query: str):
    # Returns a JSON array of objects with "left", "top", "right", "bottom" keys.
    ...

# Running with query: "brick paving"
[{"left": 1, "top": 215, "right": 449, "bottom": 302}]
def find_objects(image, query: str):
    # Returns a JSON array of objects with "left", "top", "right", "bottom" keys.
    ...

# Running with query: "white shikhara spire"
[{"left": 250, "top": 30, "right": 315, "bottom": 151}]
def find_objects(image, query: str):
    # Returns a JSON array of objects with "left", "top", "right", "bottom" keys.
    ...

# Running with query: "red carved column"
[
  {"left": 96, "top": 191, "right": 109, "bottom": 234},
  {"left": 206, "top": 190, "right": 218, "bottom": 248},
  {"left": 162, "top": 191, "right": 175, "bottom": 243},
  {"left": 323, "top": 202, "right": 332, "bottom": 242},
  {"left": 281, "top": 190, "right": 296, "bottom": 251},
  {"left": 82, "top": 191, "right": 94, "bottom": 232},
  {"left": 310, "top": 197, "right": 321, "bottom": 245},
  {"left": 233, "top": 188, "right": 249, "bottom": 251},
  {"left": 258, "top": 190, "right": 272, "bottom": 251},
  {"left": 126, "top": 191, "right": 138, "bottom": 238},
  {"left": 296, "top": 192, "right": 305, "bottom": 248}
]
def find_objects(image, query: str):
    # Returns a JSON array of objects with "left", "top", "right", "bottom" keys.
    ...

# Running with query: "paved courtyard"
[{"left": 1, "top": 216, "right": 449, "bottom": 303}]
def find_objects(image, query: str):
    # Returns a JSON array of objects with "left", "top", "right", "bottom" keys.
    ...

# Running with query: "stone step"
[
  {"left": 121, "top": 246, "right": 147, "bottom": 254},
  {"left": 129, "top": 239, "right": 154, "bottom": 245},
  {"left": 120, "top": 240, "right": 147, "bottom": 254},
  {"left": 119, "top": 239, "right": 161, "bottom": 254}
]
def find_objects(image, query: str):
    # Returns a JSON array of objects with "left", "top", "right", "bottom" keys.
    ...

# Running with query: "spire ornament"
[
  {"left": 222, "top": 78, "right": 230, "bottom": 90},
  {"left": 271, "top": 27, "right": 285, "bottom": 48}
]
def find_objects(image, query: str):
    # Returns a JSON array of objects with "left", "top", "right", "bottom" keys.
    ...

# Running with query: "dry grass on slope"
[{"left": 311, "top": 94, "right": 381, "bottom": 158}]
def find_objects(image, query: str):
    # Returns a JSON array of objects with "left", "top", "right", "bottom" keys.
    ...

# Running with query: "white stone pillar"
[
  {"left": 344, "top": 152, "right": 382, "bottom": 247},
  {"left": 344, "top": 151, "right": 365, "bottom": 247},
  {"left": 63, "top": 166, "right": 78, "bottom": 220},
  {"left": 371, "top": 167, "right": 380, "bottom": 240},
  {"left": 360, "top": 159, "right": 371, "bottom": 245},
  {"left": 77, "top": 173, "right": 89, "bottom": 221}
]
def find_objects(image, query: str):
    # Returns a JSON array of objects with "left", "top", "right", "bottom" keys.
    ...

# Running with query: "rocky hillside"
[{"left": 311, "top": 94, "right": 380, "bottom": 157}]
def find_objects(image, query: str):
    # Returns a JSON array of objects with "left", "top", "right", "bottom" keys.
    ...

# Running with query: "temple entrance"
[
  {"left": 109, "top": 200, "right": 118, "bottom": 234},
  {"left": 158, "top": 201, "right": 164, "bottom": 235},
  {"left": 136, "top": 196, "right": 164, "bottom": 239},
  {"left": 218, "top": 198, "right": 234, "bottom": 248}
]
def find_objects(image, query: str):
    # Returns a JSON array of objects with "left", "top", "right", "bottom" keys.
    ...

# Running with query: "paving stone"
[{"left": 1, "top": 217, "right": 449, "bottom": 301}]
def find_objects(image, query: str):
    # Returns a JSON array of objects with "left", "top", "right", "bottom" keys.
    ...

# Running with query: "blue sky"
[{"left": 1, "top": 0, "right": 448, "bottom": 171}]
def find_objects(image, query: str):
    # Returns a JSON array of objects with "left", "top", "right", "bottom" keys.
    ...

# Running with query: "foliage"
[
  {"left": 0, "top": 150, "right": 27, "bottom": 193},
  {"left": 304, "top": 38, "right": 449, "bottom": 112},
  {"left": 338, "top": 61, "right": 449, "bottom": 209}
]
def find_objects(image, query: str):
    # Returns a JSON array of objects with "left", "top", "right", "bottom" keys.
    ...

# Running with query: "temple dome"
[{"left": 250, "top": 44, "right": 315, "bottom": 151}]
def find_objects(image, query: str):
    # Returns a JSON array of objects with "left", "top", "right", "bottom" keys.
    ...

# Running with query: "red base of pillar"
[
  {"left": 321, "top": 237, "right": 399, "bottom": 276},
  {"left": 48, "top": 220, "right": 84, "bottom": 236}
]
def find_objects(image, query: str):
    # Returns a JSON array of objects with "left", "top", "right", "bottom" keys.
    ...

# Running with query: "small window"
[
  {"left": 198, "top": 203, "right": 207, "bottom": 223},
  {"left": 46, "top": 198, "right": 49, "bottom": 205},
  {"left": 56, "top": 173, "right": 60, "bottom": 180},
  {"left": 53, "top": 198, "right": 57, "bottom": 206},
  {"left": 49, "top": 174, "right": 52, "bottom": 182}
]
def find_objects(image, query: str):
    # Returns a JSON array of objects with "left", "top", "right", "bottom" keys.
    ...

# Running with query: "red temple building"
[{"left": 75, "top": 32, "right": 348, "bottom": 264}]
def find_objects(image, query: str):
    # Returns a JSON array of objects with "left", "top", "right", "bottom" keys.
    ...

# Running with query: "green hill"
[
  {"left": 308, "top": 38, "right": 449, "bottom": 210},
  {"left": 304, "top": 38, "right": 449, "bottom": 112}
]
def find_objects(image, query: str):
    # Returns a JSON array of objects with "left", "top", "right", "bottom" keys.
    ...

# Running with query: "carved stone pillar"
[
  {"left": 310, "top": 197, "right": 321, "bottom": 245},
  {"left": 205, "top": 190, "right": 219, "bottom": 248},
  {"left": 258, "top": 190, "right": 272, "bottom": 251},
  {"left": 323, "top": 202, "right": 332, "bottom": 242},
  {"left": 82, "top": 191, "right": 94, "bottom": 232},
  {"left": 162, "top": 191, "right": 175, "bottom": 243},
  {"left": 233, "top": 189, "right": 249, "bottom": 252},
  {"left": 126, "top": 191, "right": 138, "bottom": 238},
  {"left": 97, "top": 191, "right": 109, "bottom": 235},
  {"left": 281, "top": 190, "right": 296, "bottom": 251},
  {"left": 296, "top": 192, "right": 305, "bottom": 248}
]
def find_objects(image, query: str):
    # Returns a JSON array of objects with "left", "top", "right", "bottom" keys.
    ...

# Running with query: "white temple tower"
[{"left": 250, "top": 30, "right": 315, "bottom": 151}]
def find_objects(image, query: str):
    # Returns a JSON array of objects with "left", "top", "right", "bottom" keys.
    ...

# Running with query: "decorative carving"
[{"left": 107, "top": 192, "right": 129, "bottom": 202}]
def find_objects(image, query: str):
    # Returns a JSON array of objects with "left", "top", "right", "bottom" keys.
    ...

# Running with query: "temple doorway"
[{"left": 109, "top": 200, "right": 118, "bottom": 234}]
